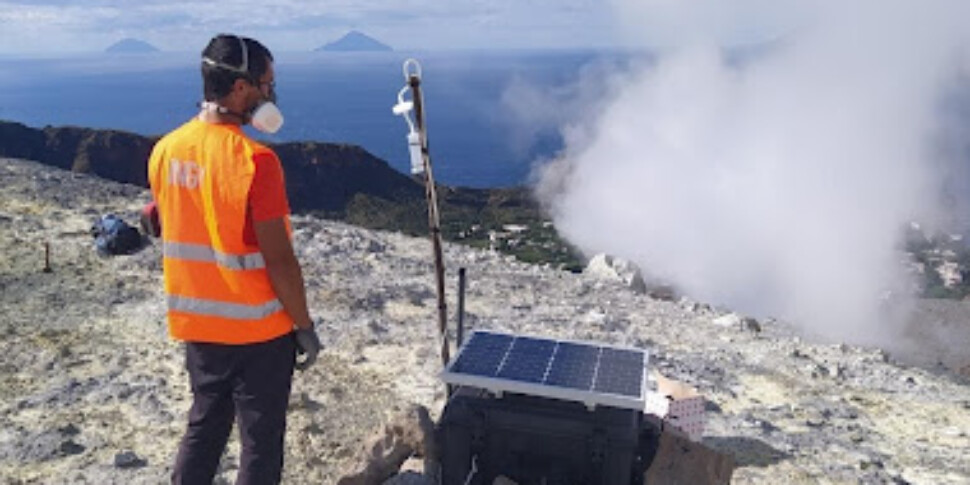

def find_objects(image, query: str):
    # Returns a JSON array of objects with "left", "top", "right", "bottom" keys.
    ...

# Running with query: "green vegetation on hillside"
[
  {"left": 324, "top": 185, "right": 585, "bottom": 271},
  {"left": 905, "top": 227, "right": 970, "bottom": 300}
]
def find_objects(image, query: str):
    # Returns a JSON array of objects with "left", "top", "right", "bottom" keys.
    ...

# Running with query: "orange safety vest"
[{"left": 148, "top": 118, "right": 293, "bottom": 344}]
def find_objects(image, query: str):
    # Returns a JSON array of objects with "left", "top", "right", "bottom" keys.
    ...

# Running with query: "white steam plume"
[{"left": 529, "top": 0, "right": 970, "bottom": 346}]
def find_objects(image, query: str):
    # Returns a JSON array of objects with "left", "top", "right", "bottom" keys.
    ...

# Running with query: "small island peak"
[
  {"left": 105, "top": 38, "right": 159, "bottom": 54},
  {"left": 316, "top": 31, "right": 392, "bottom": 52}
]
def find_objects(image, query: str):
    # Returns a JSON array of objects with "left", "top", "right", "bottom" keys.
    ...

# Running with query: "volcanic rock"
[
  {"left": 0, "top": 157, "right": 968, "bottom": 484},
  {"left": 586, "top": 253, "right": 648, "bottom": 293}
]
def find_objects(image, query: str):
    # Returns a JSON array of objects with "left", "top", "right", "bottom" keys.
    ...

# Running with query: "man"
[{"left": 147, "top": 34, "right": 322, "bottom": 485}]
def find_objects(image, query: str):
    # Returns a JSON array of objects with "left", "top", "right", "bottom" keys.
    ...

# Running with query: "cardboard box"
[{"left": 644, "top": 371, "right": 706, "bottom": 442}]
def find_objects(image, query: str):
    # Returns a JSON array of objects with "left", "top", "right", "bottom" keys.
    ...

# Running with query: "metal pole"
[
  {"left": 457, "top": 267, "right": 466, "bottom": 348},
  {"left": 409, "top": 74, "right": 450, "bottom": 368},
  {"left": 43, "top": 242, "right": 52, "bottom": 273}
]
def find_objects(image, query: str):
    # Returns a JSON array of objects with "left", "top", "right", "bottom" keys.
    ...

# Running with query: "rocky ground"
[{"left": 1, "top": 157, "right": 969, "bottom": 484}]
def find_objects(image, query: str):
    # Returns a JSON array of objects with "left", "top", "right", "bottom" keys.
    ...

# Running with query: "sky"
[
  {"left": 0, "top": 0, "right": 618, "bottom": 54},
  {"left": 0, "top": 0, "right": 800, "bottom": 55}
]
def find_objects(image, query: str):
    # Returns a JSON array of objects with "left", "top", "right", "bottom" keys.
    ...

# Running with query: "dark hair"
[{"left": 201, "top": 34, "right": 274, "bottom": 101}]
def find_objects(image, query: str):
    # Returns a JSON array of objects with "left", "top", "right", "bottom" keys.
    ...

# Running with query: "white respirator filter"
[{"left": 251, "top": 102, "right": 284, "bottom": 134}]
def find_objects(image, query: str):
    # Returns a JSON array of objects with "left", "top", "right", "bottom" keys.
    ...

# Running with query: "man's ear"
[{"left": 232, "top": 77, "right": 251, "bottom": 94}]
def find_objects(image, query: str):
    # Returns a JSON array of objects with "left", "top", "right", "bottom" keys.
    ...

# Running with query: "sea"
[{"left": 0, "top": 49, "right": 625, "bottom": 188}]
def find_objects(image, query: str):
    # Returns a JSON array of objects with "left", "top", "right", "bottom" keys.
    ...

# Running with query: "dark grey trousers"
[{"left": 171, "top": 332, "right": 296, "bottom": 485}]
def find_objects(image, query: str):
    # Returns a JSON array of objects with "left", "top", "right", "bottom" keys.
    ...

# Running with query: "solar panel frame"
[{"left": 441, "top": 330, "right": 649, "bottom": 411}]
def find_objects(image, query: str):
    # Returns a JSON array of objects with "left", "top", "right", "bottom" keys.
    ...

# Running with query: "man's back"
[
  {"left": 148, "top": 118, "right": 294, "bottom": 344},
  {"left": 157, "top": 34, "right": 320, "bottom": 485}
]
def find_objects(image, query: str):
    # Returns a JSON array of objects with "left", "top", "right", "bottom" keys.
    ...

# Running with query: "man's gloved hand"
[
  {"left": 140, "top": 201, "right": 161, "bottom": 238},
  {"left": 294, "top": 325, "right": 322, "bottom": 371}
]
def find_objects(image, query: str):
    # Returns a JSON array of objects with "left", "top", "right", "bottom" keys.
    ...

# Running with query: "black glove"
[{"left": 294, "top": 326, "right": 322, "bottom": 371}]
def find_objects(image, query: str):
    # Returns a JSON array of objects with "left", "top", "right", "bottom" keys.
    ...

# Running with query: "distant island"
[
  {"left": 316, "top": 31, "right": 392, "bottom": 52},
  {"left": 105, "top": 38, "right": 159, "bottom": 54}
]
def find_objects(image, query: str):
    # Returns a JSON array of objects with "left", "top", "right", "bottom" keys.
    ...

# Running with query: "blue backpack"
[{"left": 91, "top": 214, "right": 143, "bottom": 256}]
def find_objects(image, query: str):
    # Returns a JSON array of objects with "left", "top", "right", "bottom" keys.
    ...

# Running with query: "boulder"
[
  {"left": 585, "top": 253, "right": 680, "bottom": 299},
  {"left": 113, "top": 450, "right": 146, "bottom": 469},
  {"left": 712, "top": 312, "right": 761, "bottom": 332},
  {"left": 712, "top": 313, "right": 742, "bottom": 327},
  {"left": 337, "top": 405, "right": 437, "bottom": 485},
  {"left": 585, "top": 253, "right": 648, "bottom": 294},
  {"left": 643, "top": 429, "right": 736, "bottom": 485}
]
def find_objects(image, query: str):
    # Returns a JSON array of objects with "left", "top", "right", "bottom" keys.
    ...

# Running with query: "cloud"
[
  {"left": 0, "top": 0, "right": 615, "bottom": 53},
  {"left": 532, "top": 0, "right": 970, "bottom": 347},
  {"left": 608, "top": 0, "right": 802, "bottom": 48},
  {"left": 498, "top": 57, "right": 640, "bottom": 162}
]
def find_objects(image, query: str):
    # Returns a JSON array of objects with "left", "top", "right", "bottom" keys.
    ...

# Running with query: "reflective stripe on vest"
[
  {"left": 163, "top": 241, "right": 266, "bottom": 270},
  {"left": 168, "top": 295, "right": 283, "bottom": 320}
]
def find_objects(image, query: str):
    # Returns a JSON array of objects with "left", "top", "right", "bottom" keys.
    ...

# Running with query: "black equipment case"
[{"left": 438, "top": 387, "right": 658, "bottom": 485}]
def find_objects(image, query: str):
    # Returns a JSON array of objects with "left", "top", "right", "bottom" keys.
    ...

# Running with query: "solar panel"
[{"left": 441, "top": 330, "right": 649, "bottom": 411}]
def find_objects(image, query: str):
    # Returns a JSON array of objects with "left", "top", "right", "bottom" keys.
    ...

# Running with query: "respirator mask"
[{"left": 202, "top": 36, "right": 284, "bottom": 134}]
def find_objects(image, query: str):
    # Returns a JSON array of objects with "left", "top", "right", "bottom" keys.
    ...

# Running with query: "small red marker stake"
[{"left": 43, "top": 242, "right": 52, "bottom": 273}]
